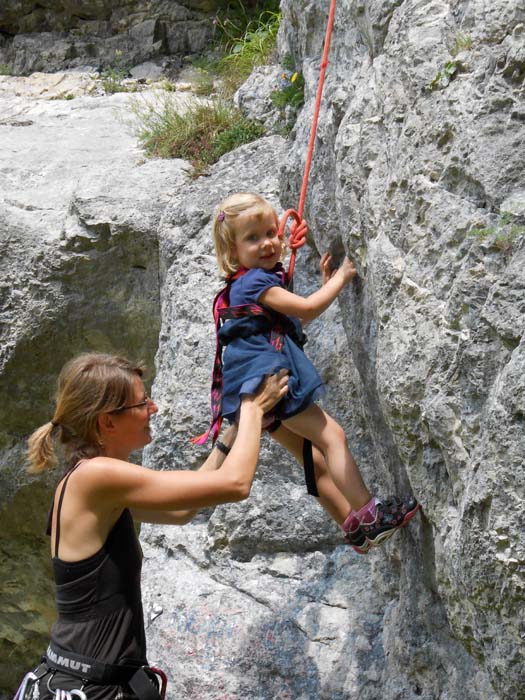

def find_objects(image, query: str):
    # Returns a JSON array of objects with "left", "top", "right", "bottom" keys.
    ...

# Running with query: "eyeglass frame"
[{"left": 109, "top": 397, "right": 153, "bottom": 414}]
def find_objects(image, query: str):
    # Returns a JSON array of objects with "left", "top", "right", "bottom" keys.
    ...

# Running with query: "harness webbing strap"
[
  {"left": 128, "top": 668, "right": 162, "bottom": 700},
  {"left": 44, "top": 642, "right": 162, "bottom": 700},
  {"left": 45, "top": 643, "right": 143, "bottom": 684},
  {"left": 302, "top": 439, "right": 319, "bottom": 497}
]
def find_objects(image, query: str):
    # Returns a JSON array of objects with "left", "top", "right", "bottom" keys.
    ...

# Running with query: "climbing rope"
[{"left": 279, "top": 0, "right": 338, "bottom": 281}]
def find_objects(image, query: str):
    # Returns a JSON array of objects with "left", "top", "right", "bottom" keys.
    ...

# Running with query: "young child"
[{"left": 199, "top": 191, "right": 420, "bottom": 553}]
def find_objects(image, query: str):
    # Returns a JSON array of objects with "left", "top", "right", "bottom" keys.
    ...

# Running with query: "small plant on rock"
[
  {"left": 427, "top": 33, "right": 472, "bottom": 93},
  {"left": 271, "top": 65, "right": 305, "bottom": 111},
  {"left": 427, "top": 60, "right": 458, "bottom": 91},
  {"left": 451, "top": 32, "right": 473, "bottom": 56},
  {"left": 468, "top": 211, "right": 525, "bottom": 251},
  {"left": 130, "top": 94, "right": 265, "bottom": 175},
  {"left": 270, "top": 57, "right": 305, "bottom": 133},
  {"left": 101, "top": 49, "right": 137, "bottom": 94}
]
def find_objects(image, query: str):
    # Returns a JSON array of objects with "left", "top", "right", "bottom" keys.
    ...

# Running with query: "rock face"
[
  {"left": 0, "top": 1, "right": 219, "bottom": 75},
  {"left": 1, "top": 0, "right": 525, "bottom": 699},
  {"left": 139, "top": 136, "right": 496, "bottom": 700},
  {"left": 276, "top": 0, "right": 525, "bottom": 697},
  {"left": 0, "top": 77, "right": 189, "bottom": 692}
]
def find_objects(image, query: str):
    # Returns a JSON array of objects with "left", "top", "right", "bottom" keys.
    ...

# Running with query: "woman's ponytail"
[{"left": 27, "top": 421, "right": 59, "bottom": 473}]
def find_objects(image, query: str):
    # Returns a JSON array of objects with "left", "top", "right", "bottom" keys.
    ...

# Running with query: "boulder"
[{"left": 0, "top": 81, "right": 189, "bottom": 693}]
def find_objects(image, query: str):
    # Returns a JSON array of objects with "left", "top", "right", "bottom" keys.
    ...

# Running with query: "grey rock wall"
[
  {"left": 277, "top": 0, "right": 525, "bottom": 697},
  {"left": 139, "top": 136, "right": 497, "bottom": 700},
  {"left": 0, "top": 1, "right": 218, "bottom": 75},
  {"left": 142, "top": 0, "right": 525, "bottom": 698},
  {"left": 0, "top": 81, "right": 189, "bottom": 693}
]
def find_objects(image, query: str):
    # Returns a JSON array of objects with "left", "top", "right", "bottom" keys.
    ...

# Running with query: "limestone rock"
[
  {"left": 234, "top": 64, "right": 292, "bottom": 133},
  {"left": 140, "top": 135, "right": 496, "bottom": 700},
  {"left": 0, "top": 82, "right": 189, "bottom": 693},
  {"left": 0, "top": 1, "right": 214, "bottom": 75},
  {"left": 279, "top": 1, "right": 525, "bottom": 698},
  {"left": 0, "top": 71, "right": 98, "bottom": 99}
]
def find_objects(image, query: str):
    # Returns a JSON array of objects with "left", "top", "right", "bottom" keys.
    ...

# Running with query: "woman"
[{"left": 15, "top": 352, "right": 288, "bottom": 700}]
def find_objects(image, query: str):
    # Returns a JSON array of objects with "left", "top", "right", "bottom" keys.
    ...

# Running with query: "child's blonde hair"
[{"left": 213, "top": 192, "right": 284, "bottom": 276}]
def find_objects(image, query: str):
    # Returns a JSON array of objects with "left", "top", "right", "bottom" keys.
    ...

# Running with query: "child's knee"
[{"left": 328, "top": 420, "right": 347, "bottom": 446}]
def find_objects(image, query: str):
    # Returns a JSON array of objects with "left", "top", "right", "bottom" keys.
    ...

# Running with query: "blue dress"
[{"left": 220, "top": 267, "right": 325, "bottom": 423}]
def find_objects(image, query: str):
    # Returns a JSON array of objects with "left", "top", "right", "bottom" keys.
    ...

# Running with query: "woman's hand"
[{"left": 248, "top": 369, "right": 289, "bottom": 415}]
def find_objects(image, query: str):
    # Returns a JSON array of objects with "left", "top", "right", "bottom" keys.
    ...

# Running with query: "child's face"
[{"left": 232, "top": 208, "right": 281, "bottom": 271}]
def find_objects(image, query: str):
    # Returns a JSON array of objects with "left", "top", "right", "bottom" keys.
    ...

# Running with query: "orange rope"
[{"left": 279, "top": 0, "right": 338, "bottom": 281}]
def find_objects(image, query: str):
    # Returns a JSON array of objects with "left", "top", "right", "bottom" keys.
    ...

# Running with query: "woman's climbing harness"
[{"left": 13, "top": 648, "right": 168, "bottom": 700}]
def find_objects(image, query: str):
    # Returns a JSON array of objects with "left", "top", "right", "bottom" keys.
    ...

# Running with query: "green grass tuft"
[
  {"left": 216, "top": 7, "right": 280, "bottom": 95},
  {"left": 451, "top": 32, "right": 473, "bottom": 56},
  {"left": 100, "top": 49, "right": 138, "bottom": 94},
  {"left": 131, "top": 95, "right": 265, "bottom": 174}
]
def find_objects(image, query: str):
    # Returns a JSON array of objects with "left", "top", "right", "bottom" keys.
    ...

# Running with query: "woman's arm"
[
  {"left": 131, "top": 425, "right": 238, "bottom": 524},
  {"left": 86, "top": 371, "right": 288, "bottom": 513},
  {"left": 260, "top": 257, "right": 357, "bottom": 322}
]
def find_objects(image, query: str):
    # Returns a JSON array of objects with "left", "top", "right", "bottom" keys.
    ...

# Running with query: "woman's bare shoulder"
[{"left": 70, "top": 457, "right": 151, "bottom": 496}]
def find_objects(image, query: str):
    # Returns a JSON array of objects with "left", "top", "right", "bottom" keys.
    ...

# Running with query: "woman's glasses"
[{"left": 110, "top": 397, "right": 153, "bottom": 414}]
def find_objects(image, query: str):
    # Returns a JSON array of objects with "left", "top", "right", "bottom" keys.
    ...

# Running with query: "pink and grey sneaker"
[
  {"left": 359, "top": 496, "right": 420, "bottom": 547},
  {"left": 342, "top": 510, "right": 371, "bottom": 554}
]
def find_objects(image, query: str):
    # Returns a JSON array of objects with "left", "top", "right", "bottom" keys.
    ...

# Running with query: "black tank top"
[{"left": 48, "top": 462, "right": 147, "bottom": 671}]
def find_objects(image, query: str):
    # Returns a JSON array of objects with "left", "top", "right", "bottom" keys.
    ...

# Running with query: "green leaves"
[
  {"left": 131, "top": 96, "right": 265, "bottom": 176},
  {"left": 428, "top": 61, "right": 458, "bottom": 91}
]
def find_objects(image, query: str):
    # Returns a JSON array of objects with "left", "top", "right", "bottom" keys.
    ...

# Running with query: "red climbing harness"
[{"left": 192, "top": 266, "right": 303, "bottom": 446}]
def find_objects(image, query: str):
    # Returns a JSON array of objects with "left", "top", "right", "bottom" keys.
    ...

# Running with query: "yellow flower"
[{"left": 291, "top": 72, "right": 298, "bottom": 83}]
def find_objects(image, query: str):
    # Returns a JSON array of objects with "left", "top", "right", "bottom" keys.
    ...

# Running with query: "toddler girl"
[{"left": 198, "top": 192, "right": 420, "bottom": 553}]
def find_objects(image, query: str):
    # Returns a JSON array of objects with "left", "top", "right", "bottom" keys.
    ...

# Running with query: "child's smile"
[{"left": 233, "top": 209, "right": 281, "bottom": 270}]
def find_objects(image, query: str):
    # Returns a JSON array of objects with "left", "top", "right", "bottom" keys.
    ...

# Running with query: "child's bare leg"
[
  {"left": 269, "top": 423, "right": 351, "bottom": 524},
  {"left": 282, "top": 404, "right": 371, "bottom": 512}
]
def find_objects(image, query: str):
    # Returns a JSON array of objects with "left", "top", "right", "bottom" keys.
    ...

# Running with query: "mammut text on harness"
[{"left": 14, "top": 643, "right": 168, "bottom": 700}]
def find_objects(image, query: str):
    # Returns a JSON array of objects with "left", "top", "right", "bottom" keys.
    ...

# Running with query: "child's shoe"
[
  {"left": 342, "top": 510, "right": 371, "bottom": 554},
  {"left": 359, "top": 496, "right": 420, "bottom": 547}
]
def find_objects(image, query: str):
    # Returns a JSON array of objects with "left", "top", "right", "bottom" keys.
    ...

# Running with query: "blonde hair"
[
  {"left": 27, "top": 353, "right": 144, "bottom": 473},
  {"left": 212, "top": 192, "right": 284, "bottom": 276}
]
